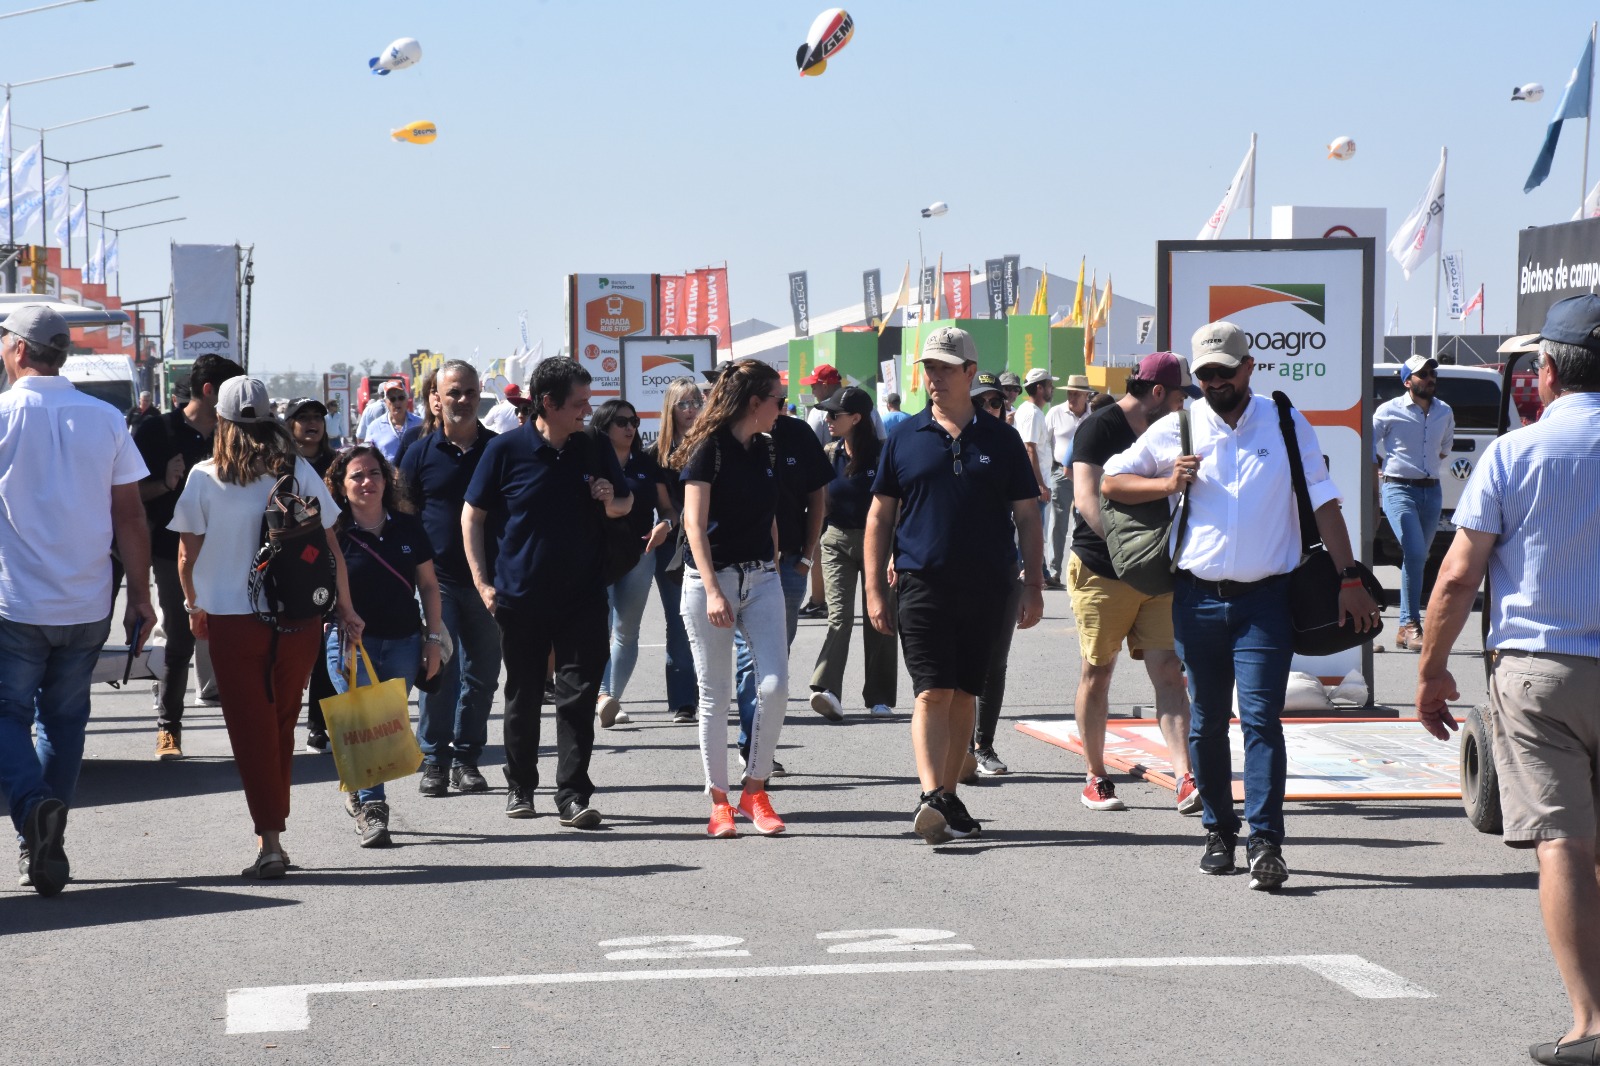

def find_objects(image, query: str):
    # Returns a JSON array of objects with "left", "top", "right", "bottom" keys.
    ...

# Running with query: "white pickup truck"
[{"left": 0, "top": 295, "right": 135, "bottom": 411}]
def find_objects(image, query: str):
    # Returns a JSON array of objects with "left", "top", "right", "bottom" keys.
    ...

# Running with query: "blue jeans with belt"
[
  {"left": 327, "top": 631, "right": 421, "bottom": 805},
  {"left": 736, "top": 551, "right": 807, "bottom": 751},
  {"left": 1172, "top": 574, "right": 1295, "bottom": 847},
  {"left": 1381, "top": 481, "right": 1443, "bottom": 628}
]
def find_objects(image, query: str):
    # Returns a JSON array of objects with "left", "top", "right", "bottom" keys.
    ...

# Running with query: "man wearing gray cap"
[
  {"left": 1104, "top": 320, "right": 1377, "bottom": 891},
  {"left": 0, "top": 304, "right": 155, "bottom": 897},
  {"left": 1415, "top": 294, "right": 1600, "bottom": 1066},
  {"left": 1373, "top": 353, "right": 1453, "bottom": 653}
]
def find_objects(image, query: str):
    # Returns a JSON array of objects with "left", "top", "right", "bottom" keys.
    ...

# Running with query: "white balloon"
[
  {"left": 1327, "top": 136, "right": 1356, "bottom": 161},
  {"left": 920, "top": 201, "right": 949, "bottom": 218},
  {"left": 370, "top": 37, "right": 422, "bottom": 76},
  {"left": 1512, "top": 82, "right": 1545, "bottom": 102}
]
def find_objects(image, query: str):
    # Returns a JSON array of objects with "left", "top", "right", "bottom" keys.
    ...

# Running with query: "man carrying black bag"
[{"left": 1103, "top": 320, "right": 1379, "bottom": 892}]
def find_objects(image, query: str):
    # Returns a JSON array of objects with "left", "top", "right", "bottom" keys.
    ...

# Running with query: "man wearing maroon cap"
[{"left": 1067, "top": 352, "right": 1201, "bottom": 817}]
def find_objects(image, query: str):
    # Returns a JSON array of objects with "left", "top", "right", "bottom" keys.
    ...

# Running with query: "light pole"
[
  {"left": 51, "top": 144, "right": 165, "bottom": 268},
  {"left": 105, "top": 216, "right": 185, "bottom": 298},
  {"left": 16, "top": 106, "right": 149, "bottom": 265},
  {"left": 0, "top": 0, "right": 101, "bottom": 20},
  {"left": 72, "top": 172, "right": 168, "bottom": 274}
]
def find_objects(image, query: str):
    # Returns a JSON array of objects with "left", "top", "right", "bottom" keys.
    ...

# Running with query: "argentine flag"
[{"left": 1525, "top": 33, "right": 1594, "bottom": 193}]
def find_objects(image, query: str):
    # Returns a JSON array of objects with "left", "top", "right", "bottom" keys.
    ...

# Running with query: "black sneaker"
[
  {"left": 738, "top": 747, "right": 787, "bottom": 779},
  {"left": 912, "top": 789, "right": 950, "bottom": 844},
  {"left": 304, "top": 731, "right": 330, "bottom": 754},
  {"left": 418, "top": 763, "right": 449, "bottom": 797},
  {"left": 504, "top": 767, "right": 536, "bottom": 818},
  {"left": 558, "top": 799, "right": 602, "bottom": 829},
  {"left": 797, "top": 600, "right": 827, "bottom": 619},
  {"left": 1200, "top": 831, "right": 1237, "bottom": 875},
  {"left": 672, "top": 706, "right": 697, "bottom": 724},
  {"left": 938, "top": 791, "right": 982, "bottom": 838},
  {"left": 451, "top": 764, "right": 489, "bottom": 793},
  {"left": 23, "top": 798, "right": 69, "bottom": 897},
  {"left": 973, "top": 747, "right": 1009, "bottom": 776},
  {"left": 355, "top": 801, "right": 391, "bottom": 848},
  {"left": 1246, "top": 837, "right": 1289, "bottom": 891}
]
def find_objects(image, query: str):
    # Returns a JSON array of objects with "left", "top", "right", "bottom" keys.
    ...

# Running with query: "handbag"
[
  {"left": 1272, "top": 392, "right": 1385, "bottom": 656},
  {"left": 320, "top": 641, "right": 424, "bottom": 793},
  {"left": 1100, "top": 409, "right": 1192, "bottom": 596}
]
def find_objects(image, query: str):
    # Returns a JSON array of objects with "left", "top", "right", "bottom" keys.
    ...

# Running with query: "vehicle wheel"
[{"left": 1461, "top": 705, "right": 1503, "bottom": 835}]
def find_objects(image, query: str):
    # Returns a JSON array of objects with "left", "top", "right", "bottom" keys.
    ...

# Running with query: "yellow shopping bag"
[{"left": 320, "top": 641, "right": 422, "bottom": 793}]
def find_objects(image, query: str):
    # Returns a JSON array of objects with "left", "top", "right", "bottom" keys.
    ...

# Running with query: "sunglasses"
[
  {"left": 949, "top": 436, "right": 964, "bottom": 477},
  {"left": 1194, "top": 365, "right": 1240, "bottom": 383},
  {"left": 981, "top": 395, "right": 1007, "bottom": 412},
  {"left": 766, "top": 392, "right": 787, "bottom": 405},
  {"left": 615, "top": 416, "right": 640, "bottom": 428},
  {"left": 674, "top": 400, "right": 704, "bottom": 412}
]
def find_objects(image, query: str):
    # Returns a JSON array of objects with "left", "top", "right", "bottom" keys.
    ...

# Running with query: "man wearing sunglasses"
[
  {"left": 1373, "top": 354, "right": 1454, "bottom": 653},
  {"left": 1103, "top": 321, "right": 1377, "bottom": 892}
]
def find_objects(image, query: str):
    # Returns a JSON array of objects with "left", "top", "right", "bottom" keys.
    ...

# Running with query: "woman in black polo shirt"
[
  {"left": 323, "top": 445, "right": 444, "bottom": 848},
  {"left": 808, "top": 386, "right": 897, "bottom": 718},
  {"left": 667, "top": 360, "right": 788, "bottom": 839}
]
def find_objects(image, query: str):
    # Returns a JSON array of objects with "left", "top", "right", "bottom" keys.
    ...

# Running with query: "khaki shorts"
[
  {"left": 1489, "top": 651, "right": 1600, "bottom": 849},
  {"left": 1066, "top": 554, "right": 1174, "bottom": 666}
]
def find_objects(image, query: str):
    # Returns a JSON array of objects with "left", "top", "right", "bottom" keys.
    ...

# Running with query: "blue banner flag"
[{"left": 1525, "top": 33, "right": 1594, "bottom": 192}]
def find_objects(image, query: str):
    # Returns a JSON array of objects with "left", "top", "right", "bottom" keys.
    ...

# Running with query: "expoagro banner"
[
  {"left": 1157, "top": 238, "right": 1376, "bottom": 685},
  {"left": 789, "top": 270, "right": 810, "bottom": 337},
  {"left": 619, "top": 334, "right": 715, "bottom": 445},
  {"left": 658, "top": 275, "right": 684, "bottom": 335},
  {"left": 568, "top": 273, "right": 657, "bottom": 398},
  {"left": 862, "top": 268, "right": 882, "bottom": 327},
  {"left": 943, "top": 270, "right": 971, "bottom": 320},
  {"left": 1516, "top": 215, "right": 1600, "bottom": 332},
  {"left": 170, "top": 243, "right": 241, "bottom": 366}
]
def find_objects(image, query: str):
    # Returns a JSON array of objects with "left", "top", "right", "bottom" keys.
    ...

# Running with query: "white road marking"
[{"left": 226, "top": 953, "right": 1433, "bottom": 1034}]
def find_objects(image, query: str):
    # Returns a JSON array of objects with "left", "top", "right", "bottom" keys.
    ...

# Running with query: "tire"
[{"left": 1461, "top": 705, "right": 1503, "bottom": 835}]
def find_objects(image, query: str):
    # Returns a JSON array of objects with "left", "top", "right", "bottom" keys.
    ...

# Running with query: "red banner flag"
[
  {"left": 943, "top": 270, "right": 971, "bottom": 320},
  {"left": 701, "top": 266, "right": 730, "bottom": 356},
  {"left": 658, "top": 275, "right": 685, "bottom": 335},
  {"left": 684, "top": 270, "right": 704, "bottom": 335}
]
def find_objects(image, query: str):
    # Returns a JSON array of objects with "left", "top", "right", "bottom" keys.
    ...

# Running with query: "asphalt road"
[{"left": 1, "top": 572, "right": 1557, "bottom": 1066}]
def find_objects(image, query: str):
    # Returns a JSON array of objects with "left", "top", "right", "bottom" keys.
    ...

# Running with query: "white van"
[{"left": 62, "top": 354, "right": 139, "bottom": 415}]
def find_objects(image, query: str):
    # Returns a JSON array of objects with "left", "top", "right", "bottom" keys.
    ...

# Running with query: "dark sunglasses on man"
[{"left": 1194, "top": 365, "right": 1240, "bottom": 383}]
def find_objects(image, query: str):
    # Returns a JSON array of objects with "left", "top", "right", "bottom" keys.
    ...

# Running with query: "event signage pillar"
[
  {"left": 1002, "top": 254, "right": 1021, "bottom": 314},
  {"left": 984, "top": 259, "right": 1006, "bottom": 320},
  {"left": 862, "top": 268, "right": 882, "bottom": 327},
  {"left": 567, "top": 273, "right": 658, "bottom": 399},
  {"left": 170, "top": 243, "right": 242, "bottom": 367},
  {"left": 788, "top": 270, "right": 810, "bottom": 337}
]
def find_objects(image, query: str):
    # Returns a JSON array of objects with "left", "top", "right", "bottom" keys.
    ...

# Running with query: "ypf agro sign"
[
  {"left": 619, "top": 334, "right": 715, "bottom": 445},
  {"left": 568, "top": 273, "right": 658, "bottom": 398}
]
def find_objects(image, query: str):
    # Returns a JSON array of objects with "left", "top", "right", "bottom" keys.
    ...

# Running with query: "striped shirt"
[
  {"left": 1452, "top": 391, "right": 1600, "bottom": 657},
  {"left": 1373, "top": 394, "right": 1454, "bottom": 479}
]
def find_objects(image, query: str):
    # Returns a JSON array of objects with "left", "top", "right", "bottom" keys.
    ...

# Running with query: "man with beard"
[
  {"left": 1373, "top": 354, "right": 1454, "bottom": 652},
  {"left": 1103, "top": 322, "right": 1379, "bottom": 891}
]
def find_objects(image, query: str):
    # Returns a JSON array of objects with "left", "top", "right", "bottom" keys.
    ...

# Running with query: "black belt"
[
  {"left": 1382, "top": 475, "right": 1439, "bottom": 487},
  {"left": 1177, "top": 570, "right": 1285, "bottom": 599}
]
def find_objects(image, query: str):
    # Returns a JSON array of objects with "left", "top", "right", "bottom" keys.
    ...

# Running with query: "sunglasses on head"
[{"left": 1194, "top": 364, "right": 1240, "bottom": 383}]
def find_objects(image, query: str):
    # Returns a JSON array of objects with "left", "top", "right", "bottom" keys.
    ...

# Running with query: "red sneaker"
[
  {"left": 707, "top": 803, "right": 737, "bottom": 838},
  {"left": 736, "top": 790, "right": 786, "bottom": 835},
  {"left": 1080, "top": 775, "right": 1127, "bottom": 811},
  {"left": 1175, "top": 772, "right": 1203, "bottom": 816}
]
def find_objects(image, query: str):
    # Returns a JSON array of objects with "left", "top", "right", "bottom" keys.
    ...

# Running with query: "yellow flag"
[
  {"left": 877, "top": 262, "right": 911, "bottom": 336},
  {"left": 1091, "top": 274, "right": 1113, "bottom": 329},
  {"left": 1030, "top": 264, "right": 1049, "bottom": 317},
  {"left": 1069, "top": 257, "right": 1085, "bottom": 326}
]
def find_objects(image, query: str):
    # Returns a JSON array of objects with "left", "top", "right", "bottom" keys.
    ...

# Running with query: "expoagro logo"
[
  {"left": 180, "top": 322, "right": 231, "bottom": 353},
  {"left": 1208, "top": 283, "right": 1327, "bottom": 361}
]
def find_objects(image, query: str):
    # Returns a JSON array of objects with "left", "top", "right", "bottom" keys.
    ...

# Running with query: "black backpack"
[{"left": 248, "top": 471, "right": 337, "bottom": 629}]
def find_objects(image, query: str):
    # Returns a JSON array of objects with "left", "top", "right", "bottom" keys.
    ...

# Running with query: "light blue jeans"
[
  {"left": 1381, "top": 481, "right": 1443, "bottom": 628},
  {"left": 681, "top": 564, "right": 788, "bottom": 794},
  {"left": 601, "top": 548, "right": 657, "bottom": 700},
  {"left": 326, "top": 631, "right": 420, "bottom": 805},
  {"left": 0, "top": 614, "right": 111, "bottom": 838},
  {"left": 736, "top": 551, "right": 807, "bottom": 750}
]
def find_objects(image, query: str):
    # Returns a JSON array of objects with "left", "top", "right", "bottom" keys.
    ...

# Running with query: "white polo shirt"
[
  {"left": 0, "top": 375, "right": 148, "bottom": 625},
  {"left": 1012, "top": 400, "right": 1050, "bottom": 487},
  {"left": 1045, "top": 402, "right": 1083, "bottom": 468},
  {"left": 1104, "top": 391, "right": 1342, "bottom": 583}
]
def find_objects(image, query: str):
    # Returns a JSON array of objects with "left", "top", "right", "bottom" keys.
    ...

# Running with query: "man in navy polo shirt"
[
  {"left": 399, "top": 359, "right": 499, "bottom": 798},
  {"left": 462, "top": 358, "right": 631, "bottom": 828},
  {"left": 865, "top": 326, "right": 1046, "bottom": 844}
]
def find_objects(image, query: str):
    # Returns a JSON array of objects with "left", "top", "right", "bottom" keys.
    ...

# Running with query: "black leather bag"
[{"left": 1272, "top": 392, "right": 1384, "bottom": 656}]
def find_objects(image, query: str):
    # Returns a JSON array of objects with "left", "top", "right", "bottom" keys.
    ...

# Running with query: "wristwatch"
[{"left": 1340, "top": 565, "right": 1363, "bottom": 580}]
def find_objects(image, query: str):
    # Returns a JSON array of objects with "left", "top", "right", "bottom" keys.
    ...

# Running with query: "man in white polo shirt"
[
  {"left": 1045, "top": 373, "right": 1094, "bottom": 586},
  {"left": 1012, "top": 367, "right": 1055, "bottom": 546},
  {"left": 0, "top": 304, "right": 154, "bottom": 897}
]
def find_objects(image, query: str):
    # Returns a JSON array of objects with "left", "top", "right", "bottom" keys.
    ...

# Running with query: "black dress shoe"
[
  {"left": 451, "top": 764, "right": 489, "bottom": 793},
  {"left": 418, "top": 763, "right": 449, "bottom": 797},
  {"left": 504, "top": 768, "right": 535, "bottom": 818},
  {"left": 1532, "top": 1034, "right": 1600, "bottom": 1064},
  {"left": 558, "top": 800, "right": 602, "bottom": 829}
]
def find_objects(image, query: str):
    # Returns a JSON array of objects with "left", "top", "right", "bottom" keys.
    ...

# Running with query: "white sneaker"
[
  {"left": 869, "top": 704, "right": 894, "bottom": 717},
  {"left": 612, "top": 709, "right": 631, "bottom": 725},
  {"left": 809, "top": 690, "right": 844, "bottom": 721},
  {"left": 596, "top": 694, "right": 620, "bottom": 729}
]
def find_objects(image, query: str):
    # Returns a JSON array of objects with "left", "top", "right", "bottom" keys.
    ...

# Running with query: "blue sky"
[{"left": 13, "top": 0, "right": 1600, "bottom": 371}]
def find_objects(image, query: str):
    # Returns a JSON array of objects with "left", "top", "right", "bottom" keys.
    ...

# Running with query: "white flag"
[
  {"left": 1442, "top": 252, "right": 1465, "bottom": 317},
  {"left": 86, "top": 233, "right": 105, "bottom": 285},
  {"left": 55, "top": 197, "right": 83, "bottom": 247},
  {"left": 1196, "top": 140, "right": 1255, "bottom": 240},
  {"left": 1462, "top": 284, "right": 1484, "bottom": 317},
  {"left": 43, "top": 173, "right": 69, "bottom": 239},
  {"left": 7, "top": 143, "right": 39, "bottom": 204},
  {"left": 103, "top": 232, "right": 119, "bottom": 277},
  {"left": 1573, "top": 180, "right": 1600, "bottom": 220},
  {"left": 0, "top": 103, "right": 10, "bottom": 192},
  {"left": 1388, "top": 155, "right": 1446, "bottom": 281}
]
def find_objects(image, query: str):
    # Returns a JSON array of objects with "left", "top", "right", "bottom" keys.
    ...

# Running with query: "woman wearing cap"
[
  {"left": 591, "top": 399, "right": 677, "bottom": 728},
  {"left": 171, "top": 377, "right": 363, "bottom": 879},
  {"left": 322, "top": 444, "right": 442, "bottom": 848},
  {"left": 809, "top": 386, "right": 897, "bottom": 719},
  {"left": 285, "top": 396, "right": 339, "bottom": 754},
  {"left": 646, "top": 378, "right": 703, "bottom": 724},
  {"left": 666, "top": 360, "right": 789, "bottom": 839}
]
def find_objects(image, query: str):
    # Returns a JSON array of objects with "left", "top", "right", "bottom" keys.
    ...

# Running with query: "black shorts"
[{"left": 895, "top": 571, "right": 1014, "bottom": 697}]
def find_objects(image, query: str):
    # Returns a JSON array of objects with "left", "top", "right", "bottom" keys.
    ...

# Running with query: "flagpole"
[
  {"left": 1247, "top": 132, "right": 1257, "bottom": 239},
  {"left": 1430, "top": 146, "right": 1448, "bottom": 360},
  {"left": 1585, "top": 21, "right": 1596, "bottom": 215}
]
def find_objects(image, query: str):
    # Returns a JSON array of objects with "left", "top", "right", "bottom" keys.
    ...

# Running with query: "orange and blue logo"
[{"left": 1208, "top": 284, "right": 1325, "bottom": 324}]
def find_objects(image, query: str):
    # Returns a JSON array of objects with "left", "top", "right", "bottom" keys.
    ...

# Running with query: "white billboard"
[
  {"left": 567, "top": 273, "right": 657, "bottom": 399},
  {"left": 619, "top": 334, "right": 715, "bottom": 446},
  {"left": 1269, "top": 205, "right": 1387, "bottom": 368},
  {"left": 171, "top": 243, "right": 241, "bottom": 365}
]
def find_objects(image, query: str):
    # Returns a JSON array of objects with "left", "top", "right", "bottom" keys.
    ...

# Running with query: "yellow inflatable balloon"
[{"left": 391, "top": 122, "right": 437, "bottom": 145}]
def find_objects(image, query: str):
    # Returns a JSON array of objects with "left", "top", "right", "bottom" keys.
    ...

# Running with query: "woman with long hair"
[
  {"left": 808, "top": 386, "right": 897, "bottom": 718},
  {"left": 322, "top": 444, "right": 443, "bottom": 847},
  {"left": 285, "top": 397, "right": 339, "bottom": 754},
  {"left": 591, "top": 399, "right": 677, "bottom": 728},
  {"left": 172, "top": 377, "right": 363, "bottom": 879},
  {"left": 645, "top": 377, "right": 703, "bottom": 724},
  {"left": 668, "top": 360, "right": 788, "bottom": 838}
]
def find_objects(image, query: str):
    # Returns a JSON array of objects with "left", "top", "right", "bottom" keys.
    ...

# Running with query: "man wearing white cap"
[
  {"left": 1012, "top": 369, "right": 1055, "bottom": 531},
  {"left": 1373, "top": 354, "right": 1453, "bottom": 652},
  {"left": 1044, "top": 374, "right": 1094, "bottom": 586}
]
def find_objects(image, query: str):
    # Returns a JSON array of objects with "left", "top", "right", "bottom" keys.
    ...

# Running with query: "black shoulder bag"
[{"left": 1272, "top": 391, "right": 1384, "bottom": 655}]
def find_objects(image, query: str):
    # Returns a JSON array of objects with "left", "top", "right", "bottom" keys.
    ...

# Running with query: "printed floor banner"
[
  {"left": 569, "top": 273, "right": 658, "bottom": 398},
  {"left": 619, "top": 334, "right": 715, "bottom": 446},
  {"left": 171, "top": 243, "right": 241, "bottom": 366}
]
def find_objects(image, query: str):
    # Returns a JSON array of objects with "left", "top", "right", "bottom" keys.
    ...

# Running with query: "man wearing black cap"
[
  {"left": 0, "top": 305, "right": 155, "bottom": 896},
  {"left": 1415, "top": 294, "right": 1600, "bottom": 1066}
]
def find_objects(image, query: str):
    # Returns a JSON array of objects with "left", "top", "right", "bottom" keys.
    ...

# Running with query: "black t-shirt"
[
  {"left": 680, "top": 427, "right": 779, "bottom": 568},
  {"left": 615, "top": 447, "right": 666, "bottom": 540},
  {"left": 133, "top": 409, "right": 212, "bottom": 560},
  {"left": 339, "top": 511, "right": 435, "bottom": 639},
  {"left": 823, "top": 439, "right": 879, "bottom": 531},
  {"left": 1070, "top": 403, "right": 1139, "bottom": 579},
  {"left": 770, "top": 414, "right": 834, "bottom": 555}
]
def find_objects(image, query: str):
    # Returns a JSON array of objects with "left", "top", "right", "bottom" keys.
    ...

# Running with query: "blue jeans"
[
  {"left": 1172, "top": 575, "right": 1295, "bottom": 847},
  {"left": 327, "top": 630, "right": 420, "bottom": 804},
  {"left": 601, "top": 548, "right": 657, "bottom": 700},
  {"left": 736, "top": 552, "right": 806, "bottom": 750},
  {"left": 655, "top": 550, "right": 698, "bottom": 710},
  {"left": 0, "top": 614, "right": 110, "bottom": 838},
  {"left": 417, "top": 576, "right": 501, "bottom": 769},
  {"left": 1381, "top": 481, "right": 1443, "bottom": 627}
]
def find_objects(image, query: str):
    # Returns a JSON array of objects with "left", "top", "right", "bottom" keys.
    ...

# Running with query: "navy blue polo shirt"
[
  {"left": 614, "top": 443, "right": 667, "bottom": 539},
  {"left": 823, "top": 439, "right": 880, "bottom": 531},
  {"left": 871, "top": 406, "right": 1036, "bottom": 583},
  {"left": 680, "top": 427, "right": 779, "bottom": 568},
  {"left": 771, "top": 414, "right": 835, "bottom": 555},
  {"left": 338, "top": 511, "right": 434, "bottom": 640},
  {"left": 398, "top": 424, "right": 497, "bottom": 585},
  {"left": 464, "top": 423, "right": 629, "bottom": 611}
]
